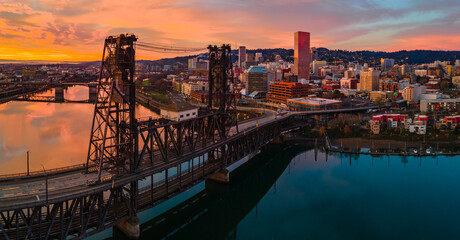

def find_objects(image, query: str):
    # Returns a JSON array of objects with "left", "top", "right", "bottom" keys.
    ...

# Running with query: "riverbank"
[
  {"left": 331, "top": 138, "right": 459, "bottom": 149},
  {"left": 330, "top": 137, "right": 460, "bottom": 156}
]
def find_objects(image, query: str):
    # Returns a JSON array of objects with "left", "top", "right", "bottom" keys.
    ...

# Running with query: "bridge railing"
[{"left": 0, "top": 163, "right": 88, "bottom": 181}]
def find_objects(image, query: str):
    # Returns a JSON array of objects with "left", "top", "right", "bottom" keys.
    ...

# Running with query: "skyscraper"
[
  {"left": 238, "top": 46, "right": 246, "bottom": 68},
  {"left": 294, "top": 31, "right": 311, "bottom": 80},
  {"left": 380, "top": 58, "right": 395, "bottom": 72}
]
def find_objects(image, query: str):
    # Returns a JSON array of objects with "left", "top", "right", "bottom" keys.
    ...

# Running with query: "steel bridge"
[
  {"left": 0, "top": 34, "right": 375, "bottom": 240},
  {"left": 0, "top": 82, "right": 98, "bottom": 104},
  {"left": 14, "top": 96, "right": 97, "bottom": 104}
]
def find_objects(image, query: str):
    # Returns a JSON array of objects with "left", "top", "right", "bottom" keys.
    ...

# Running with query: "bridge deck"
[{"left": 0, "top": 106, "right": 374, "bottom": 211}]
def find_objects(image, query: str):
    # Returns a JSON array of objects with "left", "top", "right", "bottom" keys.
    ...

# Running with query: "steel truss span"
[{"left": 0, "top": 114, "right": 290, "bottom": 239}]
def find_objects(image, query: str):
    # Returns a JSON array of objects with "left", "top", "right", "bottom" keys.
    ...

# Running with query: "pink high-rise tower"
[{"left": 294, "top": 31, "right": 311, "bottom": 80}]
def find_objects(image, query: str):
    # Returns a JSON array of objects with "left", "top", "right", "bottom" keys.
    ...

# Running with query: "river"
[{"left": 0, "top": 86, "right": 159, "bottom": 175}]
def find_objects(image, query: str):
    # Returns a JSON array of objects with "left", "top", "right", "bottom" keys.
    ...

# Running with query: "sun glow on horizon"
[{"left": 0, "top": 0, "right": 459, "bottom": 61}]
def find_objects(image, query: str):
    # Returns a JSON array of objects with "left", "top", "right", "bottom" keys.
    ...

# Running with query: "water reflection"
[
  {"left": 0, "top": 86, "right": 159, "bottom": 174},
  {"left": 37, "top": 86, "right": 90, "bottom": 101}
]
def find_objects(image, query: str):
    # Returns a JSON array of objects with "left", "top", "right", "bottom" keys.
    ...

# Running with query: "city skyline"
[{"left": 1, "top": 0, "right": 460, "bottom": 61}]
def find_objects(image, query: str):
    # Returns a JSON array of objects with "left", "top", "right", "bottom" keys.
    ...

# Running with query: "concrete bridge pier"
[
  {"left": 208, "top": 168, "right": 230, "bottom": 183},
  {"left": 55, "top": 86, "right": 64, "bottom": 102},
  {"left": 88, "top": 84, "right": 98, "bottom": 103},
  {"left": 116, "top": 216, "right": 140, "bottom": 239}
]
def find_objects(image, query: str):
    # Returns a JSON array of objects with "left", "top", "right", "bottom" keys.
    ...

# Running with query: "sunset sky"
[{"left": 1, "top": 0, "right": 460, "bottom": 61}]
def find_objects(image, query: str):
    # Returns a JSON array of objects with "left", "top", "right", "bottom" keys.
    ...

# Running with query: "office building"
[
  {"left": 358, "top": 69, "right": 380, "bottom": 91},
  {"left": 245, "top": 53, "right": 255, "bottom": 63},
  {"left": 188, "top": 57, "right": 197, "bottom": 70},
  {"left": 381, "top": 58, "right": 395, "bottom": 72},
  {"left": 243, "top": 66, "right": 268, "bottom": 95},
  {"left": 267, "top": 82, "right": 309, "bottom": 103},
  {"left": 238, "top": 46, "right": 246, "bottom": 68},
  {"left": 255, "top": 52, "right": 263, "bottom": 62},
  {"left": 402, "top": 84, "right": 426, "bottom": 104},
  {"left": 195, "top": 60, "right": 209, "bottom": 71},
  {"left": 312, "top": 60, "right": 327, "bottom": 75},
  {"left": 421, "top": 98, "right": 460, "bottom": 113},
  {"left": 340, "top": 77, "right": 358, "bottom": 89},
  {"left": 294, "top": 31, "right": 311, "bottom": 80},
  {"left": 344, "top": 70, "right": 355, "bottom": 78},
  {"left": 370, "top": 91, "right": 394, "bottom": 102},
  {"left": 379, "top": 80, "right": 399, "bottom": 92},
  {"left": 181, "top": 82, "right": 209, "bottom": 96}
]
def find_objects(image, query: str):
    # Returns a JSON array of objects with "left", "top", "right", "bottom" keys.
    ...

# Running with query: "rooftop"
[
  {"left": 422, "top": 98, "right": 460, "bottom": 103},
  {"left": 287, "top": 97, "right": 341, "bottom": 106},
  {"left": 162, "top": 102, "right": 199, "bottom": 112},
  {"left": 247, "top": 66, "right": 267, "bottom": 73}
]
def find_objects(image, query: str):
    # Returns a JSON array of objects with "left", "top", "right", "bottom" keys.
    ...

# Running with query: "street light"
[
  {"left": 41, "top": 164, "right": 48, "bottom": 204},
  {"left": 26, "top": 151, "right": 30, "bottom": 176}
]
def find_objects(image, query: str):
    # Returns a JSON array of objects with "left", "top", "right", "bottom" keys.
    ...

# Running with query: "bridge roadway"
[
  {"left": 0, "top": 82, "right": 96, "bottom": 87},
  {"left": 14, "top": 96, "right": 97, "bottom": 104},
  {"left": 0, "top": 106, "right": 374, "bottom": 211}
]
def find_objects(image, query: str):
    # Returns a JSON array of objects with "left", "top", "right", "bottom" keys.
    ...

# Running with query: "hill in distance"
[{"left": 139, "top": 48, "right": 460, "bottom": 66}]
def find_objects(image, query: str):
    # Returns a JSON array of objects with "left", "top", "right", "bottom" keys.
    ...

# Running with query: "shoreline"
[
  {"left": 331, "top": 137, "right": 460, "bottom": 149},
  {"left": 329, "top": 137, "right": 460, "bottom": 156}
]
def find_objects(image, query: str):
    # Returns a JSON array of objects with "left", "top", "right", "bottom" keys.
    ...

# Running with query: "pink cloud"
[{"left": 385, "top": 35, "right": 460, "bottom": 51}]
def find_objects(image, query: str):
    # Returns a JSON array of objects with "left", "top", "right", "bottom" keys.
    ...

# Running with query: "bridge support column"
[
  {"left": 88, "top": 84, "right": 97, "bottom": 103},
  {"left": 55, "top": 86, "right": 64, "bottom": 102},
  {"left": 208, "top": 168, "right": 230, "bottom": 183},
  {"left": 116, "top": 216, "right": 140, "bottom": 239}
]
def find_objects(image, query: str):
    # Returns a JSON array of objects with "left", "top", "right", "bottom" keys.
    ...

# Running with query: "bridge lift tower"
[
  {"left": 86, "top": 37, "right": 238, "bottom": 181},
  {"left": 208, "top": 44, "right": 238, "bottom": 137},
  {"left": 86, "top": 34, "right": 138, "bottom": 181},
  {"left": 86, "top": 34, "right": 237, "bottom": 218}
]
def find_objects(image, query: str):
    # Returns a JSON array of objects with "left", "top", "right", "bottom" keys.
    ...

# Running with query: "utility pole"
[
  {"left": 27, "top": 151, "right": 30, "bottom": 176},
  {"left": 41, "top": 165, "right": 48, "bottom": 204}
]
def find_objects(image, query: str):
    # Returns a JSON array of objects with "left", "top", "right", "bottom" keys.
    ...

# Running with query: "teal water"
[{"left": 107, "top": 141, "right": 460, "bottom": 240}]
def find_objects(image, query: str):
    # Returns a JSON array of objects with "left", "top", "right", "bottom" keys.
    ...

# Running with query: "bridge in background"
[
  {"left": 0, "top": 82, "right": 99, "bottom": 104},
  {"left": 0, "top": 34, "right": 375, "bottom": 240}
]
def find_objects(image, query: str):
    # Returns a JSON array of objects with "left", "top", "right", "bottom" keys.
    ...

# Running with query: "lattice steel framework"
[
  {"left": 86, "top": 34, "right": 138, "bottom": 182},
  {"left": 0, "top": 113, "right": 289, "bottom": 240},
  {"left": 207, "top": 45, "right": 238, "bottom": 136}
]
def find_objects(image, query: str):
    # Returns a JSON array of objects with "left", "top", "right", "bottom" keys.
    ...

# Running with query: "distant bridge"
[{"left": 0, "top": 81, "right": 99, "bottom": 104}]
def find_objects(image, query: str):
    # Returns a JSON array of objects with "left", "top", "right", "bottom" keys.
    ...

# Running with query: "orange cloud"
[{"left": 0, "top": 0, "right": 459, "bottom": 61}]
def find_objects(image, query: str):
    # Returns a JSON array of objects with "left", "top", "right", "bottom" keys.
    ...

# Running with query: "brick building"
[{"left": 267, "top": 82, "right": 309, "bottom": 103}]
